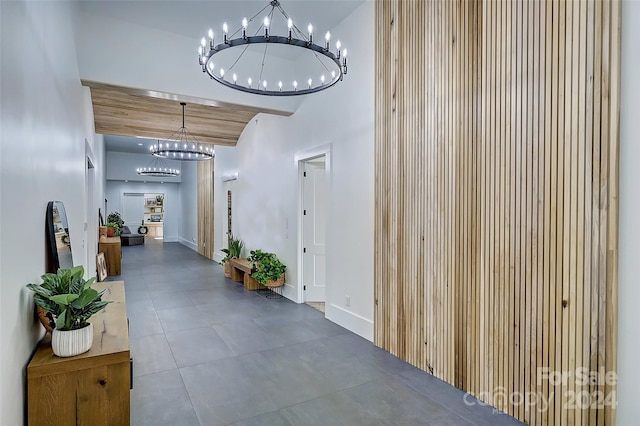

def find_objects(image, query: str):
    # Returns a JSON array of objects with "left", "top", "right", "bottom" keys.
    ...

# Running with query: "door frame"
[{"left": 295, "top": 144, "right": 331, "bottom": 304}]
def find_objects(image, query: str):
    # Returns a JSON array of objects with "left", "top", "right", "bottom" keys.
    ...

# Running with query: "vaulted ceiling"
[{"left": 82, "top": 80, "right": 292, "bottom": 148}]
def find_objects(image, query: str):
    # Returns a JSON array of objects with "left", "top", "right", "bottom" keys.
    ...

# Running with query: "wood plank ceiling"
[{"left": 82, "top": 80, "right": 291, "bottom": 146}]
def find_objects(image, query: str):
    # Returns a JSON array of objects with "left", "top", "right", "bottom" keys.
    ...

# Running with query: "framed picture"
[{"left": 96, "top": 252, "right": 108, "bottom": 282}]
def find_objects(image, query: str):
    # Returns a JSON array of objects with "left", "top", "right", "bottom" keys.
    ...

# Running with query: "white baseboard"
[
  {"left": 164, "top": 236, "right": 178, "bottom": 243},
  {"left": 325, "top": 303, "right": 373, "bottom": 342},
  {"left": 178, "top": 237, "right": 198, "bottom": 251},
  {"left": 281, "top": 283, "right": 297, "bottom": 302},
  {"left": 213, "top": 251, "right": 224, "bottom": 264}
]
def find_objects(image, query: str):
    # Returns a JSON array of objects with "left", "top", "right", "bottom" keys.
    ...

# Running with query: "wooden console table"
[
  {"left": 99, "top": 236, "right": 121, "bottom": 276},
  {"left": 27, "top": 281, "right": 130, "bottom": 425}
]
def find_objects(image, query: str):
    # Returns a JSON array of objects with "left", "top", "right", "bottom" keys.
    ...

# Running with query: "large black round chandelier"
[{"left": 197, "top": 0, "right": 348, "bottom": 96}]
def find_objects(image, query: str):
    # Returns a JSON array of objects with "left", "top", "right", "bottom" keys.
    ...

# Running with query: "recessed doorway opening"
[{"left": 299, "top": 154, "right": 327, "bottom": 305}]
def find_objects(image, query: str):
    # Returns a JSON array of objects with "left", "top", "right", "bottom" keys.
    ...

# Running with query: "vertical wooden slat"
[
  {"left": 197, "top": 160, "right": 214, "bottom": 260},
  {"left": 373, "top": 1, "right": 620, "bottom": 424}
]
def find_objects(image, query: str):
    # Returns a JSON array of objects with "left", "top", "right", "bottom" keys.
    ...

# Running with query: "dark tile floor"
[{"left": 114, "top": 241, "right": 524, "bottom": 426}]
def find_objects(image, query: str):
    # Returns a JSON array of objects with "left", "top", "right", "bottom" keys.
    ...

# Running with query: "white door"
[
  {"left": 302, "top": 158, "right": 326, "bottom": 302},
  {"left": 122, "top": 194, "right": 144, "bottom": 229}
]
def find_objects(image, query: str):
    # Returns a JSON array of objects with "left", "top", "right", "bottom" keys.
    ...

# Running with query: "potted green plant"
[
  {"left": 27, "top": 266, "right": 111, "bottom": 357},
  {"left": 105, "top": 222, "right": 120, "bottom": 237},
  {"left": 248, "top": 249, "right": 286, "bottom": 287},
  {"left": 106, "top": 211, "right": 124, "bottom": 228},
  {"left": 221, "top": 234, "right": 244, "bottom": 278},
  {"left": 156, "top": 195, "right": 164, "bottom": 205}
]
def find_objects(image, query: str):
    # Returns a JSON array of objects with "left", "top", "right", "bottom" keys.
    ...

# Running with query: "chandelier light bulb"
[
  {"left": 263, "top": 80, "right": 267, "bottom": 89},
  {"left": 308, "top": 23, "right": 313, "bottom": 43},
  {"left": 233, "top": 73, "right": 237, "bottom": 83},
  {"left": 308, "top": 78, "right": 312, "bottom": 88},
  {"left": 208, "top": 28, "right": 214, "bottom": 40},
  {"left": 200, "top": 37, "right": 206, "bottom": 48},
  {"left": 325, "top": 31, "right": 331, "bottom": 50},
  {"left": 209, "top": 62, "right": 214, "bottom": 71},
  {"left": 293, "top": 80, "right": 298, "bottom": 90},
  {"left": 220, "top": 68, "right": 225, "bottom": 77},
  {"left": 336, "top": 40, "right": 341, "bottom": 51},
  {"left": 264, "top": 16, "right": 270, "bottom": 37},
  {"left": 278, "top": 81, "right": 283, "bottom": 91},
  {"left": 248, "top": 77, "right": 252, "bottom": 87},
  {"left": 321, "top": 75, "right": 325, "bottom": 84},
  {"left": 331, "top": 70, "right": 336, "bottom": 79},
  {"left": 343, "top": 48, "right": 348, "bottom": 58},
  {"left": 223, "top": 22, "right": 228, "bottom": 34},
  {"left": 242, "top": 17, "right": 248, "bottom": 29},
  {"left": 288, "top": 18, "right": 293, "bottom": 29}
]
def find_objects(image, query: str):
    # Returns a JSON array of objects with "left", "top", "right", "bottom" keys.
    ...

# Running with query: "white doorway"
[
  {"left": 301, "top": 156, "right": 327, "bottom": 302},
  {"left": 122, "top": 194, "right": 145, "bottom": 229}
]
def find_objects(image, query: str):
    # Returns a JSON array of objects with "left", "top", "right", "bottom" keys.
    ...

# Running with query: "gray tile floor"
[{"left": 114, "top": 241, "right": 524, "bottom": 426}]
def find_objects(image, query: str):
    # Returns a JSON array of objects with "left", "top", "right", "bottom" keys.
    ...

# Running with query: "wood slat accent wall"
[
  {"left": 374, "top": 1, "right": 620, "bottom": 425},
  {"left": 198, "top": 160, "right": 215, "bottom": 259}
]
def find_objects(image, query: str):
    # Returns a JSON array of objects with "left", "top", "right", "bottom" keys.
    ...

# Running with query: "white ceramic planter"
[{"left": 51, "top": 323, "right": 94, "bottom": 357}]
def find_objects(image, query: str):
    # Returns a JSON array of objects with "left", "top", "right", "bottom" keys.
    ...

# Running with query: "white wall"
[
  {"left": 616, "top": 1, "right": 639, "bottom": 423},
  {"left": 83, "top": 90, "right": 107, "bottom": 279},
  {"left": 106, "top": 181, "right": 180, "bottom": 241},
  {"left": 106, "top": 151, "right": 182, "bottom": 183},
  {"left": 0, "top": 2, "right": 102, "bottom": 424},
  {"left": 75, "top": 5, "right": 298, "bottom": 114},
  {"left": 213, "top": 145, "right": 240, "bottom": 262},
  {"left": 179, "top": 161, "right": 198, "bottom": 250},
  {"left": 220, "top": 2, "right": 374, "bottom": 340}
]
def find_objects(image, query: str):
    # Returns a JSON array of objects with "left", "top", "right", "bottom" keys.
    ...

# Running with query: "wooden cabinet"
[
  {"left": 145, "top": 223, "right": 163, "bottom": 238},
  {"left": 99, "top": 236, "right": 121, "bottom": 276},
  {"left": 27, "top": 281, "right": 130, "bottom": 426}
]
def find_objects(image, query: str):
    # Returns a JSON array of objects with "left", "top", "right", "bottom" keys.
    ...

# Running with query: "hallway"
[{"left": 118, "top": 242, "right": 523, "bottom": 425}]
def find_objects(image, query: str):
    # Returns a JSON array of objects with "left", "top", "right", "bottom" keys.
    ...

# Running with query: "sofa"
[{"left": 120, "top": 225, "right": 145, "bottom": 246}]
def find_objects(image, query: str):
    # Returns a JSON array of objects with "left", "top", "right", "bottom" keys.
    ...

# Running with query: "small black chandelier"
[
  {"left": 136, "top": 152, "right": 181, "bottom": 177},
  {"left": 198, "top": 0, "right": 348, "bottom": 96},
  {"left": 150, "top": 102, "right": 214, "bottom": 161}
]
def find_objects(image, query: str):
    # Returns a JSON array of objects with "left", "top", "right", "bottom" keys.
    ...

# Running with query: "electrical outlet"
[{"left": 345, "top": 295, "right": 350, "bottom": 307}]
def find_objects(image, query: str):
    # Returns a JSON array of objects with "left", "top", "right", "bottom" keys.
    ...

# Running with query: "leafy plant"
[
  {"left": 221, "top": 234, "right": 244, "bottom": 264},
  {"left": 156, "top": 195, "right": 164, "bottom": 204},
  {"left": 26, "top": 266, "right": 111, "bottom": 331},
  {"left": 107, "top": 211, "right": 124, "bottom": 228},
  {"left": 106, "top": 222, "right": 120, "bottom": 236},
  {"left": 248, "top": 249, "right": 286, "bottom": 286}
]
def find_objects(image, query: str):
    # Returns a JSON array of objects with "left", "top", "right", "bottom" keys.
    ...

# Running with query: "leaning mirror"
[{"left": 46, "top": 201, "right": 73, "bottom": 272}]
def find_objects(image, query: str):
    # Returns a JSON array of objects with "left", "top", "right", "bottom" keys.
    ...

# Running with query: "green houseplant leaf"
[
  {"left": 220, "top": 234, "right": 244, "bottom": 264},
  {"left": 248, "top": 250, "right": 286, "bottom": 286},
  {"left": 27, "top": 266, "right": 111, "bottom": 331}
]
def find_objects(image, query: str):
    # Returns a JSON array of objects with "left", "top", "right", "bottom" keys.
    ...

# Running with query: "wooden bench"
[{"left": 228, "top": 258, "right": 261, "bottom": 290}]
